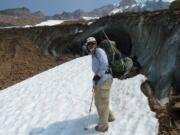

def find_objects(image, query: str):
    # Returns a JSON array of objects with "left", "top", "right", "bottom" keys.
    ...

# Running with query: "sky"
[{"left": 0, "top": 0, "right": 120, "bottom": 15}]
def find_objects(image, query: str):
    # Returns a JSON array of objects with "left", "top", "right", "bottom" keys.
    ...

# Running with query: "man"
[
  {"left": 86, "top": 37, "right": 115, "bottom": 132},
  {"left": 82, "top": 44, "right": 89, "bottom": 56}
]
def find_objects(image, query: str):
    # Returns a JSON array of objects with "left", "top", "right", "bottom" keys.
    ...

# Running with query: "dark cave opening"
[
  {"left": 49, "top": 26, "right": 133, "bottom": 58},
  {"left": 105, "top": 26, "right": 132, "bottom": 56},
  {"left": 93, "top": 26, "right": 132, "bottom": 56}
]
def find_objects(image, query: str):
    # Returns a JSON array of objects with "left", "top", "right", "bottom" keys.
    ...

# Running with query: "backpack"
[{"left": 99, "top": 39, "right": 133, "bottom": 78}]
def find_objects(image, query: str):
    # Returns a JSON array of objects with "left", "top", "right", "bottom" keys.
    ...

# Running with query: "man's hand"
[
  {"left": 93, "top": 75, "right": 101, "bottom": 81},
  {"left": 93, "top": 75, "right": 101, "bottom": 85}
]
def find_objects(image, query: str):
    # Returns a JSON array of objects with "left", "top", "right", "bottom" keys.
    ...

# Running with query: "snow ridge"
[
  {"left": 0, "top": 56, "right": 158, "bottom": 135},
  {"left": 0, "top": 20, "right": 64, "bottom": 29}
]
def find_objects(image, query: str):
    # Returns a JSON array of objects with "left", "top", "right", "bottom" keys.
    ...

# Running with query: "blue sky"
[{"left": 0, "top": 0, "right": 120, "bottom": 15}]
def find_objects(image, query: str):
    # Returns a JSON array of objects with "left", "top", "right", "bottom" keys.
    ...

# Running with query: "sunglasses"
[{"left": 87, "top": 42, "right": 96, "bottom": 46}]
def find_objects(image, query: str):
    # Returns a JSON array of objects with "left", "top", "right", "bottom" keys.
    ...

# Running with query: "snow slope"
[
  {"left": 28, "top": 20, "right": 64, "bottom": 27},
  {"left": 0, "top": 56, "right": 159, "bottom": 135},
  {"left": 110, "top": 0, "right": 171, "bottom": 15},
  {"left": 81, "top": 16, "right": 99, "bottom": 20},
  {"left": 0, "top": 20, "right": 64, "bottom": 29}
]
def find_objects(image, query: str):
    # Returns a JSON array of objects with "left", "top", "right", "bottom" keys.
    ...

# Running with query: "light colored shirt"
[{"left": 92, "top": 48, "right": 113, "bottom": 86}]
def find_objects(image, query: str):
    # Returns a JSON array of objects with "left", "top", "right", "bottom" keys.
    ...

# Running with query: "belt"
[{"left": 105, "top": 69, "right": 112, "bottom": 74}]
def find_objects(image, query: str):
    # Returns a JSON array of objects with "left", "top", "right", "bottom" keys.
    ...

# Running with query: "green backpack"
[{"left": 99, "top": 39, "right": 133, "bottom": 78}]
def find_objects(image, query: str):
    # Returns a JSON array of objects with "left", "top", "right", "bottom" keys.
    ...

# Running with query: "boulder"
[
  {"left": 169, "top": 0, "right": 180, "bottom": 11},
  {"left": 173, "top": 102, "right": 180, "bottom": 110}
]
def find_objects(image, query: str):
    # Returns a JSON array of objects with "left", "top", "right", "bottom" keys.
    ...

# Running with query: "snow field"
[{"left": 0, "top": 56, "right": 158, "bottom": 135}]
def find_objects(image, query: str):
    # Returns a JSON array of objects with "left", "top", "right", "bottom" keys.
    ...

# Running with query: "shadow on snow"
[{"left": 29, "top": 114, "right": 99, "bottom": 135}]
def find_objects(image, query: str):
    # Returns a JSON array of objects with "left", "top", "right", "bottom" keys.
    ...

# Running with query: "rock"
[
  {"left": 172, "top": 102, "right": 180, "bottom": 110},
  {"left": 159, "top": 97, "right": 169, "bottom": 107},
  {"left": 169, "top": 0, "right": 180, "bottom": 11},
  {"left": 169, "top": 130, "right": 178, "bottom": 135},
  {"left": 170, "top": 96, "right": 180, "bottom": 102},
  {"left": 166, "top": 95, "right": 180, "bottom": 124},
  {"left": 140, "top": 82, "right": 179, "bottom": 135}
]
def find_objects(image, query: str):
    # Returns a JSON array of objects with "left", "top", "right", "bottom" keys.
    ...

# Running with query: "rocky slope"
[
  {"left": 52, "top": 4, "right": 115, "bottom": 19},
  {"left": 0, "top": 7, "right": 44, "bottom": 17},
  {"left": 110, "top": 0, "right": 170, "bottom": 14},
  {"left": 141, "top": 81, "right": 180, "bottom": 135},
  {"left": 0, "top": 14, "right": 46, "bottom": 26},
  {"left": 0, "top": 7, "right": 46, "bottom": 26},
  {"left": 51, "top": 0, "right": 171, "bottom": 19},
  {"left": 0, "top": 27, "right": 78, "bottom": 90}
]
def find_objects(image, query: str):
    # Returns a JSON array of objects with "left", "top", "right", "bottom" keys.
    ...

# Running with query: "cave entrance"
[{"left": 94, "top": 26, "right": 132, "bottom": 56}]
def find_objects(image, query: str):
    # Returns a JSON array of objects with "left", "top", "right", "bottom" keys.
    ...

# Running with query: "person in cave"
[{"left": 81, "top": 43, "right": 89, "bottom": 56}]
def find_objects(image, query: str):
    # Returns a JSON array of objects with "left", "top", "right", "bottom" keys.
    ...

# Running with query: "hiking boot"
[
  {"left": 108, "top": 117, "right": 115, "bottom": 122},
  {"left": 95, "top": 125, "right": 108, "bottom": 132}
]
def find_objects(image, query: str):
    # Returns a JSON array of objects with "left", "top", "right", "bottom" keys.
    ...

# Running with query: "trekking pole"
[
  {"left": 84, "top": 88, "right": 95, "bottom": 130},
  {"left": 102, "top": 30, "right": 116, "bottom": 64},
  {"left": 102, "top": 30, "right": 120, "bottom": 54},
  {"left": 89, "top": 88, "right": 95, "bottom": 112},
  {"left": 102, "top": 30, "right": 110, "bottom": 41}
]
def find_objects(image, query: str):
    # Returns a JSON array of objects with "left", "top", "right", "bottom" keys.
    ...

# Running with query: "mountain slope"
[
  {"left": 110, "top": 0, "right": 170, "bottom": 14},
  {"left": 0, "top": 56, "right": 158, "bottom": 135},
  {"left": 0, "top": 7, "right": 45, "bottom": 17},
  {"left": 53, "top": 4, "right": 114, "bottom": 19},
  {"left": 0, "top": 7, "right": 46, "bottom": 27}
]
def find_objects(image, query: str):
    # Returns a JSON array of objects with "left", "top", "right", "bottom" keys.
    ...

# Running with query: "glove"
[
  {"left": 93, "top": 75, "right": 101, "bottom": 81},
  {"left": 93, "top": 75, "right": 101, "bottom": 85}
]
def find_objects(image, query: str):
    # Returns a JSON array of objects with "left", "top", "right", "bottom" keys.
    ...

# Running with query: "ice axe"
[{"left": 84, "top": 88, "right": 95, "bottom": 130}]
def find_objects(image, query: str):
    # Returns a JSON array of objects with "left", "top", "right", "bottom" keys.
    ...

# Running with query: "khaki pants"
[{"left": 93, "top": 79, "right": 114, "bottom": 130}]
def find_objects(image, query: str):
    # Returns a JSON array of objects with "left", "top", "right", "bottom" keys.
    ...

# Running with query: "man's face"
[{"left": 87, "top": 42, "right": 97, "bottom": 53}]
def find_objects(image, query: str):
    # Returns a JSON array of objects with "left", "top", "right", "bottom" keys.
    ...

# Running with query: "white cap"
[{"left": 86, "top": 37, "right": 96, "bottom": 44}]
